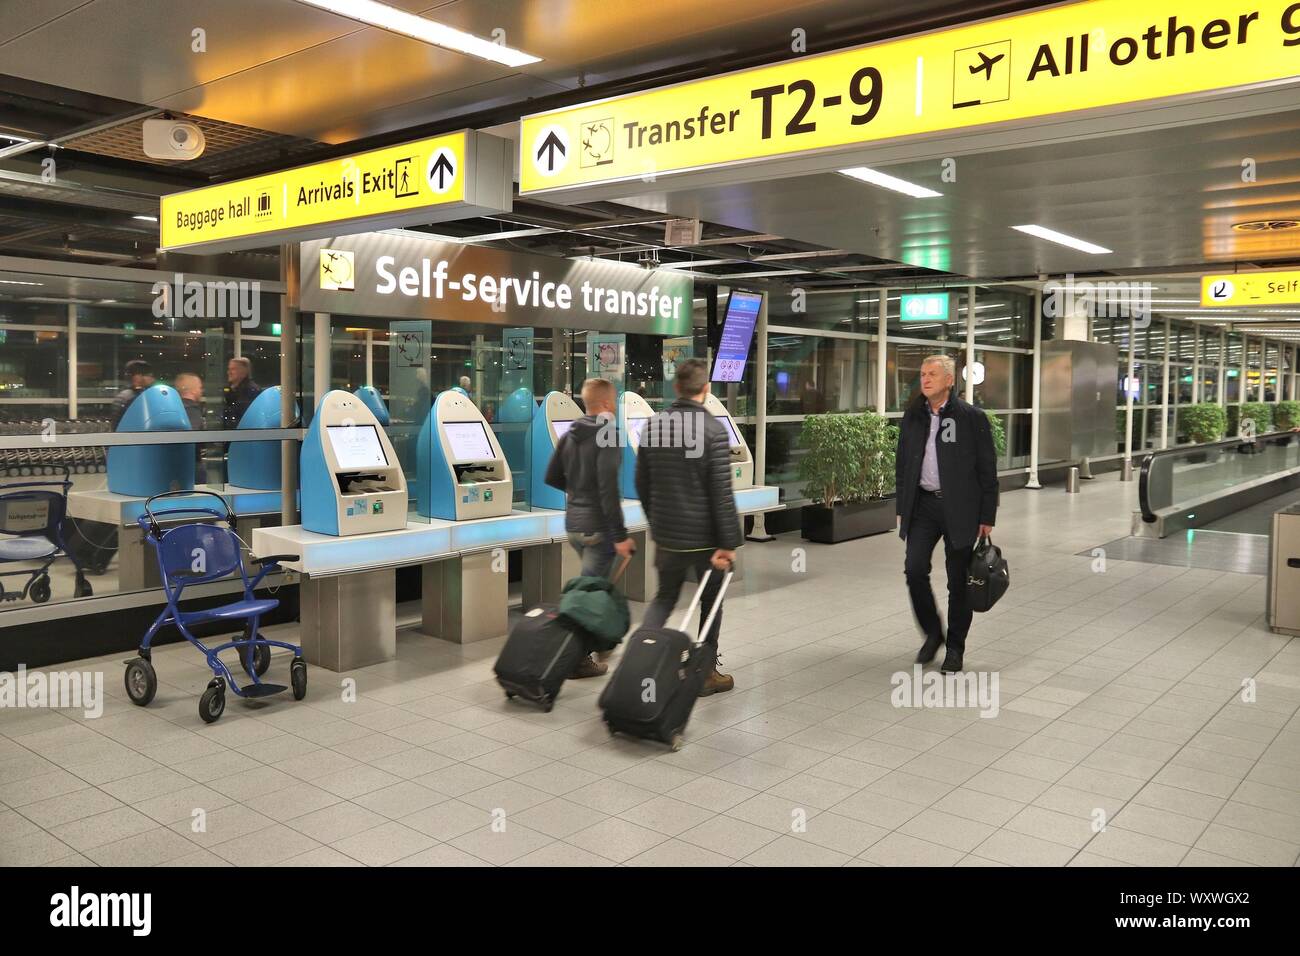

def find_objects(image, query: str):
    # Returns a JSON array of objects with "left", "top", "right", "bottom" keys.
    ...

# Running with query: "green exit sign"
[{"left": 901, "top": 293, "right": 950, "bottom": 321}]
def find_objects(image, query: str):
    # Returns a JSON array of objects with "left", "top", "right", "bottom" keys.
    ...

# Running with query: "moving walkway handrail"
[{"left": 1138, "top": 429, "right": 1295, "bottom": 523}]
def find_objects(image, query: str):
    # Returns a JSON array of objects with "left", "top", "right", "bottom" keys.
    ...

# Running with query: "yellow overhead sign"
[
  {"left": 521, "top": 0, "right": 1300, "bottom": 196},
  {"left": 161, "top": 130, "right": 511, "bottom": 253},
  {"left": 1202, "top": 270, "right": 1300, "bottom": 306}
]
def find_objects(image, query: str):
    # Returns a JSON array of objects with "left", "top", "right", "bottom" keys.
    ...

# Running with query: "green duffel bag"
[{"left": 558, "top": 575, "right": 631, "bottom": 652}]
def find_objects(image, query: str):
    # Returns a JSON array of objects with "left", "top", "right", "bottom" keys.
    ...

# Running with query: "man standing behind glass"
[
  {"left": 895, "top": 355, "right": 999, "bottom": 673},
  {"left": 223, "top": 357, "right": 261, "bottom": 429}
]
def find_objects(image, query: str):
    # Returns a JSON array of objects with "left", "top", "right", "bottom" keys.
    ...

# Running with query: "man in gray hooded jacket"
[{"left": 544, "top": 377, "right": 635, "bottom": 676}]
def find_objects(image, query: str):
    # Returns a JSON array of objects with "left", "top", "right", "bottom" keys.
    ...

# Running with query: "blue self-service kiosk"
[
  {"left": 227, "top": 386, "right": 297, "bottom": 490},
  {"left": 528, "top": 390, "right": 584, "bottom": 510},
  {"left": 415, "top": 390, "right": 512, "bottom": 520},
  {"left": 617, "top": 390, "right": 655, "bottom": 500},
  {"left": 107, "top": 384, "right": 195, "bottom": 496},
  {"left": 703, "top": 392, "right": 754, "bottom": 489},
  {"left": 353, "top": 386, "right": 390, "bottom": 426},
  {"left": 301, "top": 390, "right": 407, "bottom": 536},
  {"left": 495, "top": 387, "right": 535, "bottom": 498}
]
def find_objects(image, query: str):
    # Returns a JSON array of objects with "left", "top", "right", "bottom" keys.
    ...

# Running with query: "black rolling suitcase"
[
  {"left": 494, "top": 606, "right": 587, "bottom": 712},
  {"left": 599, "top": 568, "right": 732, "bottom": 751}
]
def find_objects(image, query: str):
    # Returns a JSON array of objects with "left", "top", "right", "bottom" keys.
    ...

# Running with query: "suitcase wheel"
[{"left": 505, "top": 691, "right": 515, "bottom": 700}]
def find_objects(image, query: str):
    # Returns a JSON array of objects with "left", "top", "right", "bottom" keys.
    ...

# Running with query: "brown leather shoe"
[
  {"left": 571, "top": 655, "right": 608, "bottom": 679},
  {"left": 700, "top": 668, "right": 734, "bottom": 696}
]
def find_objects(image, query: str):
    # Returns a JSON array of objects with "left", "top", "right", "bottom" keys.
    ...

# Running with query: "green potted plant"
[
  {"left": 1275, "top": 400, "right": 1300, "bottom": 430},
  {"left": 1179, "top": 403, "right": 1227, "bottom": 443},
  {"left": 798, "top": 412, "right": 897, "bottom": 543},
  {"left": 984, "top": 410, "right": 1007, "bottom": 460},
  {"left": 1239, "top": 401, "right": 1273, "bottom": 436}
]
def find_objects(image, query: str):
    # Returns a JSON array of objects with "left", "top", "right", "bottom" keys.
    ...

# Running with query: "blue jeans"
[{"left": 567, "top": 531, "right": 615, "bottom": 578}]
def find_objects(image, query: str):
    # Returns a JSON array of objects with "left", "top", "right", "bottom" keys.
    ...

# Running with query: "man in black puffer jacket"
[
  {"left": 545, "top": 377, "right": 635, "bottom": 678},
  {"left": 636, "top": 358, "right": 741, "bottom": 696}
]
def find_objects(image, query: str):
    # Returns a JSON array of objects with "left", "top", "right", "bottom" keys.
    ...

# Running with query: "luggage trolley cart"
[
  {"left": 124, "top": 490, "right": 306, "bottom": 723},
  {"left": 0, "top": 468, "right": 93, "bottom": 603}
]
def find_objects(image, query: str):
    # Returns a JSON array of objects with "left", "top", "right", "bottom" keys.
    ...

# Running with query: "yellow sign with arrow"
[
  {"left": 1202, "top": 270, "right": 1300, "bottom": 306},
  {"left": 161, "top": 130, "right": 512, "bottom": 253},
  {"left": 521, "top": 0, "right": 1300, "bottom": 196}
]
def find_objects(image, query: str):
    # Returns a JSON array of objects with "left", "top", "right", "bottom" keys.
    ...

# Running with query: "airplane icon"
[
  {"left": 953, "top": 41, "right": 1011, "bottom": 108},
  {"left": 969, "top": 51, "right": 1005, "bottom": 80}
]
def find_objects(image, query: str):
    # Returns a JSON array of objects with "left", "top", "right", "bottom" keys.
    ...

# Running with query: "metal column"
[
  {"left": 365, "top": 330, "right": 374, "bottom": 387},
  {"left": 313, "top": 312, "right": 330, "bottom": 406},
  {"left": 1160, "top": 316, "right": 1170, "bottom": 450},
  {"left": 1219, "top": 330, "right": 1226, "bottom": 408},
  {"left": 747, "top": 293, "right": 774, "bottom": 541},
  {"left": 1027, "top": 289, "right": 1043, "bottom": 489},
  {"left": 1122, "top": 314, "right": 1135, "bottom": 480},
  {"left": 964, "top": 285, "right": 976, "bottom": 404},
  {"left": 876, "top": 289, "right": 888, "bottom": 414},
  {"left": 67, "top": 303, "right": 77, "bottom": 420},
  {"left": 1192, "top": 327, "right": 1201, "bottom": 405},
  {"left": 280, "top": 243, "right": 300, "bottom": 526}
]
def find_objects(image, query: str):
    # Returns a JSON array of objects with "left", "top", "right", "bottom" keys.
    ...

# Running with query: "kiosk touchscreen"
[
  {"left": 416, "top": 390, "right": 512, "bottom": 520},
  {"left": 618, "top": 391, "right": 655, "bottom": 500},
  {"left": 703, "top": 392, "right": 754, "bottom": 489},
  {"left": 301, "top": 390, "right": 407, "bottom": 536},
  {"left": 529, "top": 390, "right": 584, "bottom": 511}
]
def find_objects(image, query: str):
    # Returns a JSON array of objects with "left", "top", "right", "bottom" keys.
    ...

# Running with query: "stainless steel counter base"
[
  {"left": 422, "top": 551, "right": 507, "bottom": 643},
  {"left": 299, "top": 569, "right": 396, "bottom": 671}
]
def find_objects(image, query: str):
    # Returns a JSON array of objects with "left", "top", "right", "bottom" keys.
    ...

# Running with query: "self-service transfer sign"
[
  {"left": 1202, "top": 270, "right": 1300, "bottom": 306},
  {"left": 161, "top": 130, "right": 512, "bottom": 253},
  {"left": 520, "top": 0, "right": 1300, "bottom": 197}
]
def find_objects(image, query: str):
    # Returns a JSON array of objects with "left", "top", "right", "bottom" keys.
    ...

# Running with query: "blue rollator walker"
[
  {"left": 125, "top": 490, "right": 306, "bottom": 723},
  {"left": 0, "top": 468, "right": 93, "bottom": 604}
]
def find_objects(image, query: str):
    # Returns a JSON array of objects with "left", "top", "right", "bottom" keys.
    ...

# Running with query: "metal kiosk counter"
[{"left": 253, "top": 486, "right": 781, "bottom": 671}]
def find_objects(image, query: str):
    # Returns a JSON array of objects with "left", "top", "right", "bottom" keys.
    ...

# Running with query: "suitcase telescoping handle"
[{"left": 677, "top": 567, "right": 734, "bottom": 642}]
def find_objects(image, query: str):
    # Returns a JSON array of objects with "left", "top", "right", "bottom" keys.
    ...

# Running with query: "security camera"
[{"left": 142, "top": 118, "right": 206, "bottom": 161}]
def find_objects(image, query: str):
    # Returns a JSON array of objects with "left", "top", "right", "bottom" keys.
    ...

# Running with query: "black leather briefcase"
[{"left": 967, "top": 536, "right": 1009, "bottom": 613}]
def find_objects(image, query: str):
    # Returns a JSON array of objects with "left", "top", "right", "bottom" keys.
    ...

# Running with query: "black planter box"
[{"left": 801, "top": 498, "right": 895, "bottom": 544}]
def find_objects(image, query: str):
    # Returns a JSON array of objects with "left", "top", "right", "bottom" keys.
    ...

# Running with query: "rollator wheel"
[
  {"left": 199, "top": 683, "right": 226, "bottom": 723},
  {"left": 73, "top": 574, "right": 93, "bottom": 598},
  {"left": 243, "top": 641, "right": 271, "bottom": 678},
  {"left": 124, "top": 658, "right": 157, "bottom": 707},
  {"left": 290, "top": 660, "right": 307, "bottom": 701},
  {"left": 30, "top": 575, "right": 51, "bottom": 604}
]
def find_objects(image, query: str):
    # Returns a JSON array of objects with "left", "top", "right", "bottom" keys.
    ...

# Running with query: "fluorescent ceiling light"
[
  {"left": 133, "top": 215, "right": 158, "bottom": 222},
  {"left": 839, "top": 167, "right": 942, "bottom": 199},
  {"left": 0, "top": 279, "right": 42, "bottom": 286},
  {"left": 1012, "top": 224, "right": 1112, "bottom": 255},
  {"left": 294, "top": 0, "right": 542, "bottom": 67}
]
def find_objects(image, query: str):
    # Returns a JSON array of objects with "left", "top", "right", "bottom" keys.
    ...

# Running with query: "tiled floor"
[{"left": 3, "top": 473, "right": 1299, "bottom": 867}]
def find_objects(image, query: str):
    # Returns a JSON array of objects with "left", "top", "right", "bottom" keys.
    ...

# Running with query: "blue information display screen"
[{"left": 711, "top": 291, "right": 763, "bottom": 382}]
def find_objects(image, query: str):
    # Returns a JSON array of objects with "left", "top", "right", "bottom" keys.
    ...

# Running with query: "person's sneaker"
[
  {"left": 595, "top": 649, "right": 614, "bottom": 664},
  {"left": 572, "top": 655, "right": 608, "bottom": 679},
  {"left": 700, "top": 668, "right": 734, "bottom": 696},
  {"left": 940, "top": 651, "right": 964, "bottom": 674}
]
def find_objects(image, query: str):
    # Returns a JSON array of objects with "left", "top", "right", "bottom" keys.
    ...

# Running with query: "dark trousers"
[
  {"left": 904, "top": 491, "right": 974, "bottom": 653},
  {"left": 642, "top": 548, "right": 724, "bottom": 648}
]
